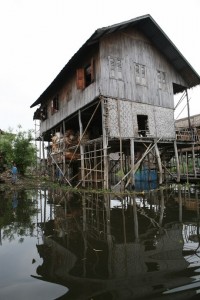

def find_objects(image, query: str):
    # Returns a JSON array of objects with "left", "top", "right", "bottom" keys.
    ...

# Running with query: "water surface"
[{"left": 1, "top": 185, "right": 200, "bottom": 299}]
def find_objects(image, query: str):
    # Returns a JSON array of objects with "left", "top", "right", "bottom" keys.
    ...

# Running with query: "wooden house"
[{"left": 30, "top": 14, "right": 200, "bottom": 189}]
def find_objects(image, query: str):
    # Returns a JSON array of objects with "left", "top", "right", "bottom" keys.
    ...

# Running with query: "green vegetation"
[{"left": 0, "top": 126, "right": 37, "bottom": 175}]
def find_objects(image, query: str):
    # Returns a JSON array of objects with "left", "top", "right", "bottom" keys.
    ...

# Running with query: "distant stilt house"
[
  {"left": 175, "top": 114, "right": 200, "bottom": 179},
  {"left": 30, "top": 15, "right": 200, "bottom": 190}
]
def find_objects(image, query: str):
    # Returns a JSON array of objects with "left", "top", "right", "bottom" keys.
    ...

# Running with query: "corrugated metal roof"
[{"left": 30, "top": 14, "right": 200, "bottom": 108}]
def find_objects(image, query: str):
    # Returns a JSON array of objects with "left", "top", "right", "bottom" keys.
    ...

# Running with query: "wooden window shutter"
[
  {"left": 76, "top": 68, "right": 85, "bottom": 89},
  {"left": 116, "top": 58, "right": 122, "bottom": 80},
  {"left": 90, "top": 58, "right": 94, "bottom": 82},
  {"left": 109, "top": 56, "right": 115, "bottom": 78},
  {"left": 135, "top": 63, "right": 140, "bottom": 84}
]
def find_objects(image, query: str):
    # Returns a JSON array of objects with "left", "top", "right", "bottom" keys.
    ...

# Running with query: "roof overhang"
[{"left": 30, "top": 14, "right": 200, "bottom": 108}]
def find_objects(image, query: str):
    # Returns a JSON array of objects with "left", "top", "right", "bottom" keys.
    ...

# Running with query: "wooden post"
[
  {"left": 78, "top": 110, "right": 85, "bottom": 187},
  {"left": 186, "top": 89, "right": 192, "bottom": 130},
  {"left": 39, "top": 137, "right": 42, "bottom": 175},
  {"left": 192, "top": 143, "right": 197, "bottom": 178},
  {"left": 130, "top": 138, "right": 135, "bottom": 188},
  {"left": 117, "top": 100, "right": 123, "bottom": 191},
  {"left": 132, "top": 196, "right": 139, "bottom": 241},
  {"left": 174, "top": 140, "right": 180, "bottom": 182},
  {"left": 42, "top": 136, "right": 45, "bottom": 175},
  {"left": 62, "top": 120, "right": 66, "bottom": 176},
  {"left": 178, "top": 184, "right": 182, "bottom": 222},
  {"left": 186, "top": 151, "right": 189, "bottom": 183},
  {"left": 101, "top": 98, "right": 109, "bottom": 189},
  {"left": 159, "top": 187, "right": 164, "bottom": 226},
  {"left": 154, "top": 140, "right": 162, "bottom": 185}
]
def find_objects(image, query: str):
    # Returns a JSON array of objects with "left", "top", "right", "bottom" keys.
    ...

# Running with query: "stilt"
[
  {"left": 132, "top": 196, "right": 139, "bottom": 241},
  {"left": 130, "top": 138, "right": 135, "bottom": 189},
  {"left": 174, "top": 140, "right": 180, "bottom": 182},
  {"left": 62, "top": 120, "right": 66, "bottom": 176},
  {"left": 178, "top": 184, "right": 182, "bottom": 222},
  {"left": 78, "top": 110, "right": 85, "bottom": 187},
  {"left": 42, "top": 135, "right": 45, "bottom": 174},
  {"left": 186, "top": 151, "right": 189, "bottom": 183},
  {"left": 192, "top": 143, "right": 197, "bottom": 178},
  {"left": 101, "top": 98, "right": 109, "bottom": 189},
  {"left": 154, "top": 140, "right": 163, "bottom": 185}
]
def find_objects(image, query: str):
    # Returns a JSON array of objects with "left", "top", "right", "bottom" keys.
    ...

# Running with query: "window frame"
[
  {"left": 51, "top": 95, "right": 59, "bottom": 115},
  {"left": 134, "top": 63, "right": 147, "bottom": 86},
  {"left": 108, "top": 56, "right": 123, "bottom": 80},
  {"left": 76, "top": 58, "right": 95, "bottom": 90},
  {"left": 157, "top": 70, "right": 167, "bottom": 90}
]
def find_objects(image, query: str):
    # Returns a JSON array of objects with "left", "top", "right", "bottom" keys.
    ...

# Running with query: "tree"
[
  {"left": 0, "top": 126, "right": 37, "bottom": 175},
  {"left": 0, "top": 131, "right": 14, "bottom": 171}
]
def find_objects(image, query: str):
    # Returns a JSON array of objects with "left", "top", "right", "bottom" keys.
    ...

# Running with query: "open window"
[
  {"left": 76, "top": 58, "right": 94, "bottom": 90},
  {"left": 51, "top": 95, "right": 59, "bottom": 115},
  {"left": 137, "top": 115, "right": 149, "bottom": 137}
]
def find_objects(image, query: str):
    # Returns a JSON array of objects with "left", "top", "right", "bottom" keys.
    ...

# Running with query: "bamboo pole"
[
  {"left": 42, "top": 135, "right": 45, "bottom": 175},
  {"left": 62, "top": 120, "right": 66, "bottom": 176},
  {"left": 130, "top": 138, "right": 135, "bottom": 188},
  {"left": 186, "top": 89, "right": 192, "bottom": 130},
  {"left": 154, "top": 140, "right": 163, "bottom": 185},
  {"left": 78, "top": 110, "right": 85, "bottom": 187},
  {"left": 186, "top": 151, "right": 189, "bottom": 184},
  {"left": 174, "top": 140, "right": 180, "bottom": 182},
  {"left": 75, "top": 161, "right": 102, "bottom": 188},
  {"left": 68, "top": 100, "right": 101, "bottom": 167},
  {"left": 113, "top": 143, "right": 152, "bottom": 189},
  {"left": 142, "top": 142, "right": 176, "bottom": 181},
  {"left": 117, "top": 100, "right": 123, "bottom": 191},
  {"left": 192, "top": 143, "right": 197, "bottom": 178},
  {"left": 49, "top": 152, "right": 72, "bottom": 186},
  {"left": 101, "top": 98, "right": 109, "bottom": 189}
]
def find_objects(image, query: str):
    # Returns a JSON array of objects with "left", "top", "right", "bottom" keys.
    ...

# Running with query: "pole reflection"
[{"left": 30, "top": 184, "right": 200, "bottom": 299}]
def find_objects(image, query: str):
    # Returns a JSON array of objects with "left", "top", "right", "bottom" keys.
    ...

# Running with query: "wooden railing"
[{"left": 176, "top": 128, "right": 200, "bottom": 142}]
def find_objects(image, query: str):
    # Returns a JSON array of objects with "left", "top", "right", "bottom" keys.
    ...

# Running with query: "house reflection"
[{"left": 33, "top": 185, "right": 200, "bottom": 300}]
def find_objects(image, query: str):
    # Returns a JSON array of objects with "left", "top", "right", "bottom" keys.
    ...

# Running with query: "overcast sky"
[{"left": 0, "top": 0, "right": 200, "bottom": 133}]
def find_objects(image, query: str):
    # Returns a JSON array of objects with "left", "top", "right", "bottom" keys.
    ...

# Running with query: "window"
[
  {"left": 134, "top": 63, "right": 147, "bottom": 85},
  {"left": 76, "top": 58, "right": 94, "bottom": 90},
  {"left": 66, "top": 86, "right": 72, "bottom": 102},
  {"left": 108, "top": 56, "right": 123, "bottom": 80},
  {"left": 51, "top": 95, "right": 59, "bottom": 115},
  {"left": 40, "top": 105, "right": 47, "bottom": 121},
  {"left": 116, "top": 58, "right": 123, "bottom": 80},
  {"left": 137, "top": 115, "right": 149, "bottom": 137},
  {"left": 157, "top": 70, "right": 166, "bottom": 90}
]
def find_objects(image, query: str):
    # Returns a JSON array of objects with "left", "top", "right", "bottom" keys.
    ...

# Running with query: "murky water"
[{"left": 1, "top": 184, "right": 200, "bottom": 299}]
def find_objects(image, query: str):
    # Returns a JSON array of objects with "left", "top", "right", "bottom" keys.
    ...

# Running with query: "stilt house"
[{"left": 30, "top": 14, "right": 200, "bottom": 189}]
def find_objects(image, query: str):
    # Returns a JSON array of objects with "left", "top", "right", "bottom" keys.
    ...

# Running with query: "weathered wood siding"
[
  {"left": 40, "top": 27, "right": 186, "bottom": 137},
  {"left": 40, "top": 51, "right": 100, "bottom": 134},
  {"left": 99, "top": 28, "right": 187, "bottom": 108}
]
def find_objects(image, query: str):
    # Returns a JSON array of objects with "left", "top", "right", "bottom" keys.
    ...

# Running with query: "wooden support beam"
[
  {"left": 174, "top": 140, "right": 180, "bottom": 182},
  {"left": 130, "top": 138, "right": 135, "bottom": 187},
  {"left": 154, "top": 141, "right": 163, "bottom": 185},
  {"left": 192, "top": 143, "right": 197, "bottom": 178},
  {"left": 78, "top": 110, "right": 85, "bottom": 187},
  {"left": 101, "top": 98, "right": 109, "bottom": 189},
  {"left": 62, "top": 120, "right": 66, "bottom": 175}
]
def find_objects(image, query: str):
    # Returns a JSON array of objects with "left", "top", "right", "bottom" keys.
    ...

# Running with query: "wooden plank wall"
[{"left": 100, "top": 28, "right": 187, "bottom": 109}]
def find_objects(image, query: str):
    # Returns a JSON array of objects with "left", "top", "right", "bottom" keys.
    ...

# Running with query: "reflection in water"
[
  {"left": 12, "top": 190, "right": 18, "bottom": 217},
  {"left": 0, "top": 185, "right": 200, "bottom": 299}
]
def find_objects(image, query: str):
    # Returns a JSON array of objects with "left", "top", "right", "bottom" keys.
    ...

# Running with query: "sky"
[{"left": 0, "top": 0, "right": 200, "bottom": 133}]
